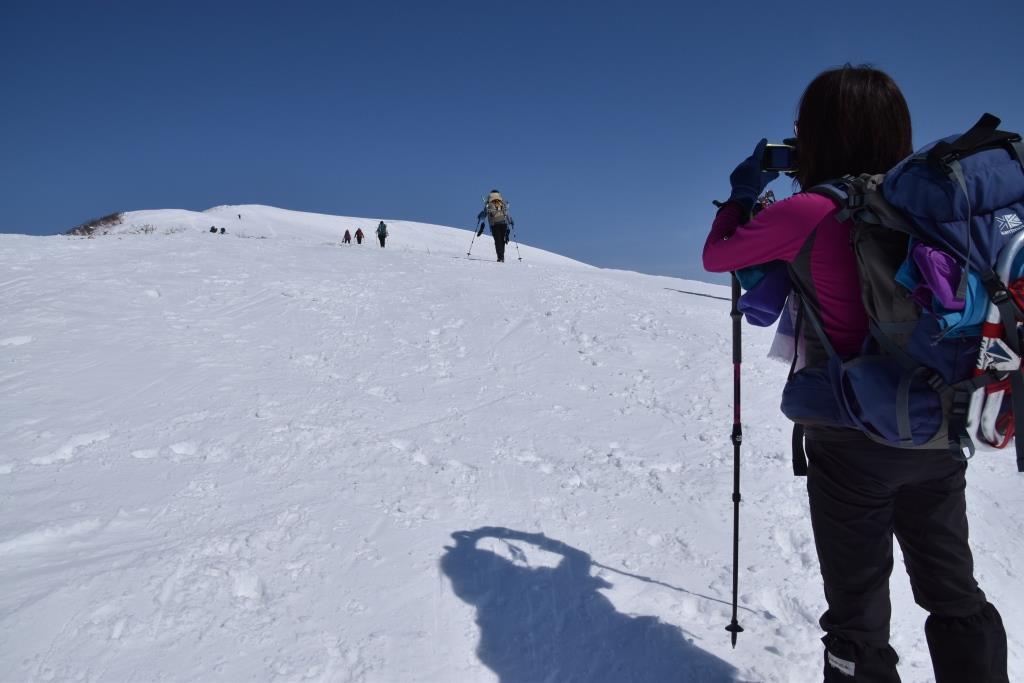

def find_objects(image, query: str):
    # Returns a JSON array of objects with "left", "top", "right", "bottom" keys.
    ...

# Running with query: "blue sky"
[{"left": 3, "top": 0, "right": 1022, "bottom": 281}]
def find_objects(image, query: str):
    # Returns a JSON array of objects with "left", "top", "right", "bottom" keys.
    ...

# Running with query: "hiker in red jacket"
[
  {"left": 703, "top": 65, "right": 1007, "bottom": 683},
  {"left": 354, "top": 228, "right": 364, "bottom": 245}
]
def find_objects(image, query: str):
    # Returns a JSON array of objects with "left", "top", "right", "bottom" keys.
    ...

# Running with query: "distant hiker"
[
  {"left": 209, "top": 226, "right": 217, "bottom": 233},
  {"left": 219, "top": 228, "right": 225, "bottom": 235},
  {"left": 476, "top": 189, "right": 513, "bottom": 262},
  {"left": 703, "top": 65, "right": 1008, "bottom": 682},
  {"left": 355, "top": 228, "right": 364, "bottom": 244},
  {"left": 237, "top": 213, "right": 241, "bottom": 220},
  {"left": 343, "top": 229, "right": 352, "bottom": 244},
  {"left": 376, "top": 221, "right": 388, "bottom": 248}
]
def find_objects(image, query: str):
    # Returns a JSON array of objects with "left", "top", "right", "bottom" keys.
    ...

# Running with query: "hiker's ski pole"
[
  {"left": 725, "top": 271, "right": 744, "bottom": 648},
  {"left": 467, "top": 226, "right": 480, "bottom": 256},
  {"left": 511, "top": 224, "right": 522, "bottom": 261}
]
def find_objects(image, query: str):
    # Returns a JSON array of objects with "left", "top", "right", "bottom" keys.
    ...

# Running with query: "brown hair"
[{"left": 794, "top": 65, "right": 912, "bottom": 189}]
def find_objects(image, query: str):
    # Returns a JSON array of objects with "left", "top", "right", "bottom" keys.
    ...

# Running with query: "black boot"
[
  {"left": 925, "top": 603, "right": 1008, "bottom": 683},
  {"left": 822, "top": 635, "right": 900, "bottom": 682}
]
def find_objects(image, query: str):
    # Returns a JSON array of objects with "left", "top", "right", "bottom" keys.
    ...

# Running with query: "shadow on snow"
[{"left": 441, "top": 526, "right": 739, "bottom": 682}]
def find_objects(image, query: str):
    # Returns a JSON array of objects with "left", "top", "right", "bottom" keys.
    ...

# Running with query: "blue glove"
[{"left": 728, "top": 139, "right": 779, "bottom": 212}]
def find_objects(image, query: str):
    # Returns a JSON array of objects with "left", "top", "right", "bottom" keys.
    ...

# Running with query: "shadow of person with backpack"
[{"left": 440, "top": 526, "right": 738, "bottom": 682}]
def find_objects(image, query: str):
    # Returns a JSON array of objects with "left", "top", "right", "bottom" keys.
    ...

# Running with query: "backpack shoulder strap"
[
  {"left": 788, "top": 276, "right": 840, "bottom": 362},
  {"left": 812, "top": 175, "right": 924, "bottom": 240},
  {"left": 787, "top": 298, "right": 809, "bottom": 477},
  {"left": 808, "top": 178, "right": 861, "bottom": 223},
  {"left": 807, "top": 180, "right": 850, "bottom": 206}
]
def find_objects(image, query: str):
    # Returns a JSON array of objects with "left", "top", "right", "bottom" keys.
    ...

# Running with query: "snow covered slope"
[
  {"left": 1, "top": 217, "right": 1020, "bottom": 682},
  {"left": 99, "top": 204, "right": 587, "bottom": 267}
]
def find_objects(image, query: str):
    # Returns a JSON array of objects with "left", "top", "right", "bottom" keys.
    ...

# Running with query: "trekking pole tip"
[{"left": 726, "top": 621, "right": 743, "bottom": 648}]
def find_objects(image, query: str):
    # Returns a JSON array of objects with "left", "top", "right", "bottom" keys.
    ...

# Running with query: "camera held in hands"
[{"left": 761, "top": 138, "right": 798, "bottom": 173}]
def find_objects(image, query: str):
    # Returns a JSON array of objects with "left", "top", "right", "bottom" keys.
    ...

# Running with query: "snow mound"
[{"left": 102, "top": 203, "right": 589, "bottom": 267}]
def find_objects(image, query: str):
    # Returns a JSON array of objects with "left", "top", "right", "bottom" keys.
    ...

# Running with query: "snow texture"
[{"left": 1, "top": 204, "right": 1020, "bottom": 681}]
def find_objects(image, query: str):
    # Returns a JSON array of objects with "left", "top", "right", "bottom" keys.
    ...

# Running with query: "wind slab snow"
[{"left": 1, "top": 205, "right": 1020, "bottom": 682}]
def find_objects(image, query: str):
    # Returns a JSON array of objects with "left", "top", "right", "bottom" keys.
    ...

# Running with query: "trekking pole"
[
  {"left": 725, "top": 271, "right": 744, "bottom": 648},
  {"left": 511, "top": 225, "right": 522, "bottom": 261},
  {"left": 466, "top": 228, "right": 479, "bottom": 256}
]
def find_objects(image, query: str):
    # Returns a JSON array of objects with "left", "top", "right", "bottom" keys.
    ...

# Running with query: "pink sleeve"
[{"left": 702, "top": 193, "right": 837, "bottom": 273}]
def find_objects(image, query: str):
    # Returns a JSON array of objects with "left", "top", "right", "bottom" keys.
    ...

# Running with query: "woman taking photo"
[{"left": 703, "top": 65, "right": 1008, "bottom": 682}]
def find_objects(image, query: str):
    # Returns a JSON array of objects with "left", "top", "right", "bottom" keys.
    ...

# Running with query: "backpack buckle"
[
  {"left": 936, "top": 151, "right": 958, "bottom": 171},
  {"left": 981, "top": 270, "right": 1011, "bottom": 302},
  {"left": 927, "top": 141, "right": 961, "bottom": 174},
  {"left": 926, "top": 372, "right": 948, "bottom": 393},
  {"left": 949, "top": 389, "right": 971, "bottom": 416}
]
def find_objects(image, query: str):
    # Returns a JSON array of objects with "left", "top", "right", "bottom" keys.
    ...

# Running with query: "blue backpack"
[{"left": 779, "top": 114, "right": 1024, "bottom": 472}]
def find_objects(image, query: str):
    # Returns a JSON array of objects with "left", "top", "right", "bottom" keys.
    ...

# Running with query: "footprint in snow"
[
  {"left": 0, "top": 518, "right": 103, "bottom": 554},
  {"left": 0, "top": 335, "right": 33, "bottom": 347},
  {"left": 515, "top": 450, "right": 540, "bottom": 464},
  {"left": 230, "top": 568, "right": 265, "bottom": 605},
  {"left": 169, "top": 441, "right": 198, "bottom": 457},
  {"left": 391, "top": 439, "right": 429, "bottom": 464},
  {"left": 31, "top": 430, "right": 111, "bottom": 465}
]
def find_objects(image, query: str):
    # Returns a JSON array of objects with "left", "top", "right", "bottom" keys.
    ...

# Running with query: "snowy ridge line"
[{"left": 81, "top": 203, "right": 591, "bottom": 268}]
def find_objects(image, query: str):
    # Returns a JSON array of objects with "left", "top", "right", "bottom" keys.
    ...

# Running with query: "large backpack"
[
  {"left": 485, "top": 196, "right": 509, "bottom": 225},
  {"left": 779, "top": 113, "right": 1024, "bottom": 472}
]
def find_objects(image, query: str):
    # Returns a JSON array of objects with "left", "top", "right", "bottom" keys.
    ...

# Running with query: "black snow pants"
[
  {"left": 805, "top": 432, "right": 1007, "bottom": 682},
  {"left": 378, "top": 235, "right": 386, "bottom": 247},
  {"left": 491, "top": 223, "right": 507, "bottom": 262}
]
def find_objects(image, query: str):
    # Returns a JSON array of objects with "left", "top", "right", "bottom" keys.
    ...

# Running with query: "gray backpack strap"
[{"left": 807, "top": 180, "right": 850, "bottom": 215}]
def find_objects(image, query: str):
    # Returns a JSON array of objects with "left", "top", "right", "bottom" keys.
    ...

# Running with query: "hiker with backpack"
[
  {"left": 355, "top": 228, "right": 364, "bottom": 245},
  {"left": 376, "top": 221, "right": 388, "bottom": 248},
  {"left": 343, "top": 229, "right": 351, "bottom": 244},
  {"left": 476, "top": 189, "right": 513, "bottom": 262},
  {"left": 703, "top": 65, "right": 1012, "bottom": 682}
]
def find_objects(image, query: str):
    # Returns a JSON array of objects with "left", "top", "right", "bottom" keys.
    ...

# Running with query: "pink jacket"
[{"left": 702, "top": 193, "right": 868, "bottom": 357}]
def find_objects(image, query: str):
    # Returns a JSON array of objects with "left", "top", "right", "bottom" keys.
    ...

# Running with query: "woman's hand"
[{"left": 728, "top": 139, "right": 779, "bottom": 211}]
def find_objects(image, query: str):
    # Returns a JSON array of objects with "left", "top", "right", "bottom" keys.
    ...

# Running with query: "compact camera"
[{"left": 762, "top": 138, "right": 798, "bottom": 173}]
